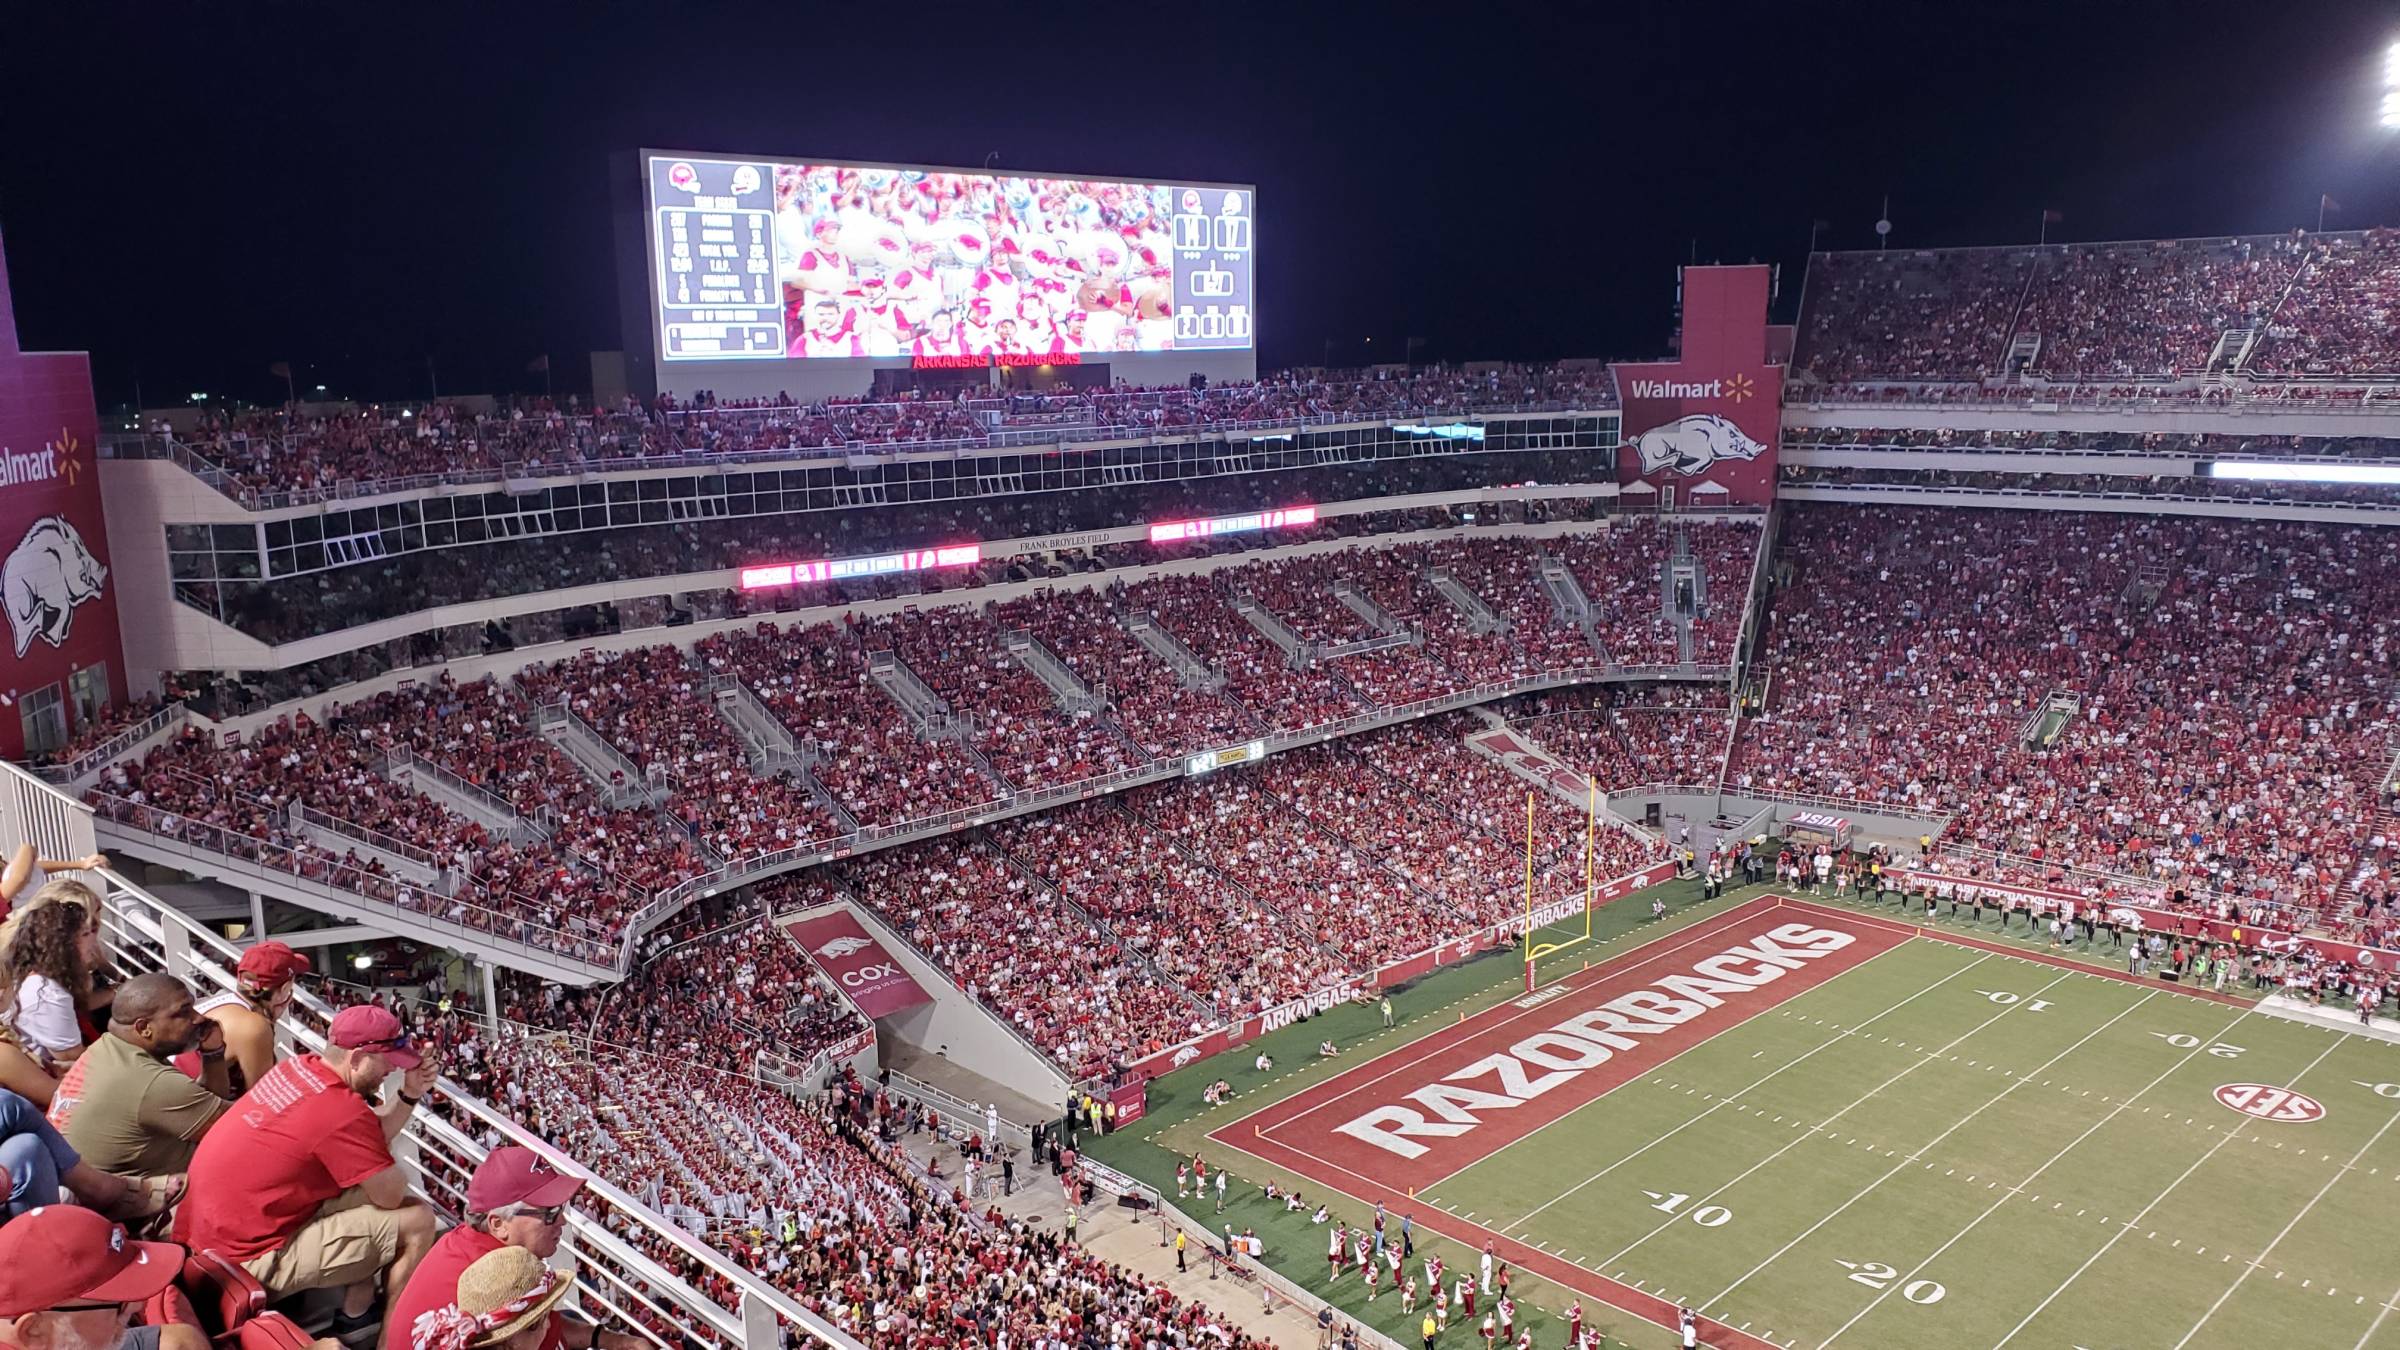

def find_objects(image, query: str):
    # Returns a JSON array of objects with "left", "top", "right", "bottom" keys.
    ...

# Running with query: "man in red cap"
[
  {"left": 386, "top": 1149, "right": 641, "bottom": 1350},
  {"left": 0, "top": 1205, "right": 202, "bottom": 1350},
  {"left": 175, "top": 1006, "right": 439, "bottom": 1342},
  {"left": 183, "top": 940, "right": 311, "bottom": 1093}
]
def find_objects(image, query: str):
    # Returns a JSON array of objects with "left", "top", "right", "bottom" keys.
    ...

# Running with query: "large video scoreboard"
[{"left": 641, "top": 151, "right": 1255, "bottom": 365}]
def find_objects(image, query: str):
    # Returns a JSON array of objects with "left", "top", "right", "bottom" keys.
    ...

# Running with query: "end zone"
[{"left": 1206, "top": 895, "right": 1900, "bottom": 1349}]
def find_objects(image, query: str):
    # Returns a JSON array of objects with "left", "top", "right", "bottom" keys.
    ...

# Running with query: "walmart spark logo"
[{"left": 1724, "top": 373, "right": 1756, "bottom": 404}]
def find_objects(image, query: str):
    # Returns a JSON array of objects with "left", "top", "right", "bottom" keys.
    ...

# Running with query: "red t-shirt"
[
  {"left": 174, "top": 1054, "right": 394, "bottom": 1261},
  {"left": 387, "top": 1227, "right": 566, "bottom": 1350}
]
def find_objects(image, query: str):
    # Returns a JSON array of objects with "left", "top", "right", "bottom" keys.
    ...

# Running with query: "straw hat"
[{"left": 410, "top": 1248, "right": 577, "bottom": 1350}]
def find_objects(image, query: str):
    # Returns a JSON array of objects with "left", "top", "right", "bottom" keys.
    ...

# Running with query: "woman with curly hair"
[{"left": 1, "top": 881, "right": 103, "bottom": 1069}]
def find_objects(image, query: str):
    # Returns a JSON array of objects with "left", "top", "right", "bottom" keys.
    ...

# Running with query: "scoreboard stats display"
[{"left": 644, "top": 152, "right": 1255, "bottom": 363}]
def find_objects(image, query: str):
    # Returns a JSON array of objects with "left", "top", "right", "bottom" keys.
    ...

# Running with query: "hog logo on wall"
[
  {"left": 0, "top": 221, "right": 128, "bottom": 759},
  {"left": 1628, "top": 413, "right": 1770, "bottom": 477},
  {"left": 5, "top": 514, "right": 109, "bottom": 658},
  {"left": 1611, "top": 265, "right": 1784, "bottom": 506}
]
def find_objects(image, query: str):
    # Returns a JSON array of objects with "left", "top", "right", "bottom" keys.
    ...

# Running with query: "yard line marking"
[
  {"left": 1597, "top": 965, "right": 2079, "bottom": 1277},
  {"left": 1495, "top": 947, "right": 1990, "bottom": 1232},
  {"left": 2353, "top": 1272, "right": 2400, "bottom": 1347},
  {"left": 1707, "top": 981, "right": 2155, "bottom": 1322},
  {"left": 2169, "top": 1096, "right": 2400, "bottom": 1349},
  {"left": 1989, "top": 1027, "right": 2348, "bottom": 1350}
]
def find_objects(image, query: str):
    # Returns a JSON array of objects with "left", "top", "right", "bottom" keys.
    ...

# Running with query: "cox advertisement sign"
[
  {"left": 785, "top": 909, "right": 933, "bottom": 1018},
  {"left": 0, "top": 224, "right": 125, "bottom": 760},
  {"left": 1611, "top": 265, "right": 1783, "bottom": 506}
]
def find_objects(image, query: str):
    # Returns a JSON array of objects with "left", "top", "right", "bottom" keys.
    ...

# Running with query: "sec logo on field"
[{"left": 2214, "top": 1083, "right": 2326, "bottom": 1123}]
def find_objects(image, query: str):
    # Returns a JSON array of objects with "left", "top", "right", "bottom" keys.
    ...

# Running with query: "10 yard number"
[{"left": 1644, "top": 1192, "right": 1734, "bottom": 1227}]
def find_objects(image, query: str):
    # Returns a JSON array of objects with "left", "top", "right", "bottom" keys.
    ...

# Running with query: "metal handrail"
[
  {"left": 86, "top": 792, "right": 622, "bottom": 969},
  {"left": 34, "top": 701, "right": 190, "bottom": 786},
  {"left": 376, "top": 746, "right": 546, "bottom": 838},
  {"left": 292, "top": 802, "right": 447, "bottom": 873},
  {"left": 86, "top": 864, "right": 860, "bottom": 1350}
]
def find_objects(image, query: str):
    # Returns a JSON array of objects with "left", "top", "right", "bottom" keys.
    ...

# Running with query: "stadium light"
[
  {"left": 2386, "top": 42, "right": 2400, "bottom": 128},
  {"left": 352, "top": 953, "right": 375, "bottom": 971}
]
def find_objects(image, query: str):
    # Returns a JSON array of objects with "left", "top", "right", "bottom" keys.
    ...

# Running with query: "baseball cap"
[
  {"left": 327, "top": 1004, "right": 421, "bottom": 1069},
  {"left": 235, "top": 940, "right": 312, "bottom": 989},
  {"left": 466, "top": 1147, "right": 587, "bottom": 1213},
  {"left": 0, "top": 1206, "right": 184, "bottom": 1317}
]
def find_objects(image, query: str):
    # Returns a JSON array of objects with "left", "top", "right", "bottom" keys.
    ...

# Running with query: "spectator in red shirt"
[
  {"left": 173, "top": 1006, "right": 439, "bottom": 1336},
  {"left": 388, "top": 1149, "right": 641, "bottom": 1350}
]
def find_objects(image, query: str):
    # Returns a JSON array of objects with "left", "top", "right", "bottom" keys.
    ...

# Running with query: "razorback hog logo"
[
  {"left": 1335, "top": 922, "right": 1855, "bottom": 1160},
  {"left": 815, "top": 935, "right": 876, "bottom": 960},
  {"left": 1630, "top": 414, "right": 1769, "bottom": 477},
  {"left": 4, "top": 516, "right": 107, "bottom": 658},
  {"left": 1170, "top": 1045, "right": 1202, "bottom": 1069}
]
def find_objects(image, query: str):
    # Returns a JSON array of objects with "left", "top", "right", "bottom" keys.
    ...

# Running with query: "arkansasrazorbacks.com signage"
[
  {"left": 1609, "top": 265, "right": 1783, "bottom": 506},
  {"left": 0, "top": 224, "right": 125, "bottom": 759}
]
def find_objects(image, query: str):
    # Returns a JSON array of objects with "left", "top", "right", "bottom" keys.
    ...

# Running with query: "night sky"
[{"left": 4, "top": 0, "right": 2397, "bottom": 409}]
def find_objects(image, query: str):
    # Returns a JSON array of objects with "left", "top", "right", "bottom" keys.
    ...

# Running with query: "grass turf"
[{"left": 1085, "top": 879, "right": 2400, "bottom": 1349}]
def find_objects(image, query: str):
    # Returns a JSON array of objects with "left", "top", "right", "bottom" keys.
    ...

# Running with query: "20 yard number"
[
  {"left": 1835, "top": 1260, "right": 1945, "bottom": 1304},
  {"left": 2153, "top": 1032, "right": 2246, "bottom": 1058}
]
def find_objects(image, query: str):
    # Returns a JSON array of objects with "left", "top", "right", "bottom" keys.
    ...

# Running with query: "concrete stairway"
[
  {"left": 377, "top": 747, "right": 547, "bottom": 846},
  {"left": 1124, "top": 613, "right": 1226, "bottom": 691},
  {"left": 1427, "top": 566, "right": 1508, "bottom": 635},
  {"left": 532, "top": 703, "right": 665, "bottom": 808}
]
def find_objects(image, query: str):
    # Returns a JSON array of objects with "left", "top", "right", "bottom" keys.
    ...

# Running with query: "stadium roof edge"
[{"left": 1807, "top": 224, "right": 2388, "bottom": 259}]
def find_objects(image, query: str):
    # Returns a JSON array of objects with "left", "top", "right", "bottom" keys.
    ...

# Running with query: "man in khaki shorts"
[{"left": 173, "top": 1006, "right": 439, "bottom": 1343}]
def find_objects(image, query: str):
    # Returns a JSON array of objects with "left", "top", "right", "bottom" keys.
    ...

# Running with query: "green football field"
[{"left": 1097, "top": 883, "right": 2400, "bottom": 1350}]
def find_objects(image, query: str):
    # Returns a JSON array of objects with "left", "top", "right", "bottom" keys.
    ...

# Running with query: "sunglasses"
[
  {"left": 505, "top": 1204, "right": 566, "bottom": 1224},
  {"left": 48, "top": 1300, "right": 140, "bottom": 1318}
]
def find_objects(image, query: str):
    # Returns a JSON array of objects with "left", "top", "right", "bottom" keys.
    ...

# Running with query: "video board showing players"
[{"left": 646, "top": 154, "right": 1253, "bottom": 362}]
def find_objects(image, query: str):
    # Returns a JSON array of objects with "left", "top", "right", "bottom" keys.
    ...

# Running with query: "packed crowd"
[
  {"left": 815, "top": 847, "right": 1202, "bottom": 1082},
  {"left": 96, "top": 529, "right": 1750, "bottom": 963},
  {"left": 727, "top": 716, "right": 1668, "bottom": 1081},
  {"left": 2011, "top": 236, "right": 2299, "bottom": 378},
  {"left": 1728, "top": 505, "right": 2399, "bottom": 932},
  {"left": 153, "top": 366, "right": 1618, "bottom": 502},
  {"left": 505, "top": 906, "right": 867, "bottom": 1077},
  {"left": 1504, "top": 683, "right": 1732, "bottom": 791},
  {"left": 984, "top": 801, "right": 1356, "bottom": 1021},
  {"left": 850, "top": 606, "right": 1141, "bottom": 791},
  {"left": 0, "top": 858, "right": 1267, "bottom": 1350},
  {"left": 453, "top": 1031, "right": 1270, "bottom": 1349},
  {"left": 87, "top": 715, "right": 641, "bottom": 964},
  {"left": 1796, "top": 229, "right": 2400, "bottom": 382},
  {"left": 1785, "top": 425, "right": 2400, "bottom": 461}
]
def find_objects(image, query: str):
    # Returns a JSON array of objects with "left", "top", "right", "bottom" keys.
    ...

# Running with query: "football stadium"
[{"left": 1, "top": 7, "right": 2399, "bottom": 1349}]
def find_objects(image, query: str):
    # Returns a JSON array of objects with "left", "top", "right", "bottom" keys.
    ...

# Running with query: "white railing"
[
  {"left": 33, "top": 702, "right": 190, "bottom": 786},
  {"left": 81, "top": 867, "right": 860, "bottom": 1349},
  {"left": 1, "top": 755, "right": 99, "bottom": 863},
  {"left": 883, "top": 1071, "right": 1034, "bottom": 1153},
  {"left": 86, "top": 792, "right": 621, "bottom": 973}
]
